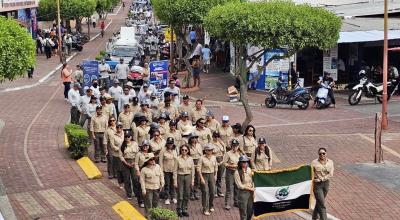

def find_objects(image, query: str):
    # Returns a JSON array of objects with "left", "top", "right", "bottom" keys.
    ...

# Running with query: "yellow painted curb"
[
  {"left": 112, "top": 201, "right": 146, "bottom": 220},
  {"left": 76, "top": 157, "right": 102, "bottom": 179},
  {"left": 64, "top": 133, "right": 69, "bottom": 148}
]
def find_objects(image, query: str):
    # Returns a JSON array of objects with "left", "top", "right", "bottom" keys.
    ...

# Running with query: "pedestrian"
[
  {"left": 177, "top": 111, "right": 192, "bottom": 132},
  {"left": 140, "top": 152, "right": 164, "bottom": 215},
  {"left": 191, "top": 55, "right": 201, "bottom": 88},
  {"left": 251, "top": 137, "right": 272, "bottom": 171},
  {"left": 194, "top": 118, "right": 212, "bottom": 147},
  {"left": 223, "top": 139, "right": 241, "bottom": 210},
  {"left": 205, "top": 110, "right": 220, "bottom": 134},
  {"left": 311, "top": 148, "right": 334, "bottom": 220},
  {"left": 163, "top": 79, "right": 181, "bottom": 100},
  {"left": 91, "top": 17, "right": 96, "bottom": 28},
  {"left": 44, "top": 34, "right": 54, "bottom": 59},
  {"left": 99, "top": 96, "right": 112, "bottom": 119},
  {"left": 135, "top": 140, "right": 152, "bottom": 208},
  {"left": 120, "top": 131, "right": 140, "bottom": 200},
  {"left": 115, "top": 58, "right": 130, "bottom": 87},
  {"left": 201, "top": 44, "right": 212, "bottom": 74},
  {"left": 235, "top": 155, "right": 254, "bottom": 220},
  {"left": 106, "top": 38, "right": 113, "bottom": 54},
  {"left": 150, "top": 129, "right": 166, "bottom": 157},
  {"left": 125, "top": 82, "right": 137, "bottom": 97},
  {"left": 137, "top": 82, "right": 152, "bottom": 103},
  {"left": 218, "top": 115, "right": 233, "bottom": 148},
  {"left": 109, "top": 79, "right": 123, "bottom": 115},
  {"left": 118, "top": 87, "right": 132, "bottom": 113},
  {"left": 159, "top": 137, "right": 178, "bottom": 205},
  {"left": 130, "top": 97, "right": 141, "bottom": 115},
  {"left": 211, "top": 131, "right": 226, "bottom": 197},
  {"left": 73, "top": 65, "right": 84, "bottom": 85},
  {"left": 190, "top": 99, "right": 208, "bottom": 125},
  {"left": 61, "top": 63, "right": 73, "bottom": 100},
  {"left": 100, "top": 20, "right": 105, "bottom": 38},
  {"left": 89, "top": 105, "right": 108, "bottom": 163},
  {"left": 134, "top": 116, "right": 150, "bottom": 146},
  {"left": 27, "top": 67, "right": 34, "bottom": 79},
  {"left": 51, "top": 35, "right": 58, "bottom": 56},
  {"left": 189, "top": 28, "right": 196, "bottom": 44},
  {"left": 99, "top": 60, "right": 111, "bottom": 89},
  {"left": 199, "top": 144, "right": 218, "bottom": 216},
  {"left": 174, "top": 144, "right": 195, "bottom": 217},
  {"left": 68, "top": 82, "right": 82, "bottom": 124},
  {"left": 80, "top": 95, "right": 97, "bottom": 129},
  {"left": 187, "top": 132, "right": 202, "bottom": 200},
  {"left": 103, "top": 117, "right": 119, "bottom": 180},
  {"left": 66, "top": 34, "right": 72, "bottom": 55},
  {"left": 241, "top": 125, "right": 257, "bottom": 159}
]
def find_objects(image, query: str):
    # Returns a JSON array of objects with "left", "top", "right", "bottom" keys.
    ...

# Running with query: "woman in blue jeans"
[{"left": 192, "top": 55, "right": 201, "bottom": 88}]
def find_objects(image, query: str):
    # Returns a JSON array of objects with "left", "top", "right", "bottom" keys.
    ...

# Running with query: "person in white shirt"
[
  {"left": 106, "top": 38, "right": 113, "bottom": 54},
  {"left": 79, "top": 88, "right": 94, "bottom": 127},
  {"left": 90, "top": 79, "right": 101, "bottom": 99},
  {"left": 137, "top": 82, "right": 152, "bottom": 103},
  {"left": 108, "top": 79, "right": 123, "bottom": 114},
  {"left": 68, "top": 83, "right": 82, "bottom": 124},
  {"left": 118, "top": 87, "right": 132, "bottom": 112},
  {"left": 81, "top": 96, "right": 97, "bottom": 130},
  {"left": 125, "top": 81, "right": 137, "bottom": 97},
  {"left": 115, "top": 58, "right": 130, "bottom": 87},
  {"left": 162, "top": 79, "right": 180, "bottom": 101},
  {"left": 98, "top": 60, "right": 111, "bottom": 89}
]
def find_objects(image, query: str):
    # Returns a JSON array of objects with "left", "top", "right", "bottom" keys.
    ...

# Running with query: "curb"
[
  {"left": 76, "top": 157, "right": 102, "bottom": 179},
  {"left": 64, "top": 133, "right": 69, "bottom": 148},
  {"left": 112, "top": 201, "right": 146, "bottom": 220}
]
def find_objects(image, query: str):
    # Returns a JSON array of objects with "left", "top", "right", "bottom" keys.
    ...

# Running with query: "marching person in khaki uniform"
[
  {"left": 105, "top": 95, "right": 117, "bottom": 118},
  {"left": 251, "top": 137, "right": 272, "bottom": 171},
  {"left": 311, "top": 147, "right": 334, "bottom": 220},
  {"left": 159, "top": 137, "right": 178, "bottom": 205},
  {"left": 150, "top": 130, "right": 166, "bottom": 158},
  {"left": 240, "top": 125, "right": 257, "bottom": 159},
  {"left": 235, "top": 155, "right": 254, "bottom": 220},
  {"left": 178, "top": 95, "right": 193, "bottom": 116},
  {"left": 218, "top": 115, "right": 233, "bottom": 147},
  {"left": 177, "top": 111, "right": 192, "bottom": 132},
  {"left": 188, "top": 132, "right": 203, "bottom": 200},
  {"left": 229, "top": 123, "right": 243, "bottom": 151},
  {"left": 174, "top": 144, "right": 195, "bottom": 217},
  {"left": 140, "top": 100, "right": 153, "bottom": 123},
  {"left": 211, "top": 131, "right": 226, "bottom": 197},
  {"left": 135, "top": 140, "right": 152, "bottom": 208},
  {"left": 190, "top": 99, "right": 208, "bottom": 124},
  {"left": 205, "top": 110, "right": 220, "bottom": 134},
  {"left": 159, "top": 97, "right": 179, "bottom": 120},
  {"left": 165, "top": 120, "right": 182, "bottom": 148},
  {"left": 134, "top": 116, "right": 150, "bottom": 147},
  {"left": 223, "top": 139, "right": 241, "bottom": 210},
  {"left": 90, "top": 105, "right": 108, "bottom": 163},
  {"left": 119, "top": 132, "right": 139, "bottom": 200},
  {"left": 198, "top": 144, "right": 218, "bottom": 216},
  {"left": 157, "top": 112, "right": 169, "bottom": 137},
  {"left": 103, "top": 117, "right": 118, "bottom": 179},
  {"left": 100, "top": 96, "right": 112, "bottom": 119},
  {"left": 140, "top": 153, "right": 164, "bottom": 215},
  {"left": 130, "top": 97, "right": 141, "bottom": 115},
  {"left": 118, "top": 104, "right": 134, "bottom": 133},
  {"left": 194, "top": 118, "right": 212, "bottom": 147}
]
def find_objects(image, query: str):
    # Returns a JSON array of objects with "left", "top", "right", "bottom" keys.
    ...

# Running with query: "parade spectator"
[
  {"left": 79, "top": 89, "right": 94, "bottom": 128},
  {"left": 109, "top": 80, "right": 123, "bottom": 114},
  {"left": 99, "top": 60, "right": 111, "bottom": 89},
  {"left": 44, "top": 34, "right": 54, "bottom": 59},
  {"left": 201, "top": 44, "right": 212, "bottom": 74},
  {"left": 61, "top": 63, "right": 73, "bottom": 100},
  {"left": 115, "top": 58, "right": 130, "bottom": 87},
  {"left": 68, "top": 82, "right": 81, "bottom": 124},
  {"left": 191, "top": 55, "right": 201, "bottom": 88}
]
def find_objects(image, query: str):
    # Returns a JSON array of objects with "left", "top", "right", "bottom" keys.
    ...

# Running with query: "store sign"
[
  {"left": 1, "top": 0, "right": 37, "bottom": 12},
  {"left": 323, "top": 46, "right": 338, "bottom": 81},
  {"left": 149, "top": 60, "right": 168, "bottom": 89},
  {"left": 264, "top": 49, "right": 290, "bottom": 90}
]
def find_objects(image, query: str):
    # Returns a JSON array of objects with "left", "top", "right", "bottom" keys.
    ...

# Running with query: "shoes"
[
  {"left": 203, "top": 211, "right": 211, "bottom": 216},
  {"left": 140, "top": 203, "right": 145, "bottom": 208},
  {"left": 108, "top": 175, "right": 113, "bottom": 179},
  {"left": 182, "top": 211, "right": 189, "bottom": 217},
  {"left": 165, "top": 199, "right": 170, "bottom": 205},
  {"left": 94, "top": 159, "right": 100, "bottom": 163},
  {"left": 119, "top": 184, "right": 124, "bottom": 189},
  {"left": 190, "top": 195, "right": 195, "bottom": 200},
  {"left": 210, "top": 208, "right": 215, "bottom": 212},
  {"left": 218, "top": 193, "right": 224, "bottom": 197},
  {"left": 172, "top": 198, "right": 177, "bottom": 204},
  {"left": 233, "top": 203, "right": 239, "bottom": 207},
  {"left": 127, "top": 197, "right": 132, "bottom": 200},
  {"left": 177, "top": 210, "right": 183, "bottom": 217},
  {"left": 101, "top": 159, "right": 107, "bottom": 163},
  {"left": 224, "top": 206, "right": 231, "bottom": 210},
  {"left": 214, "top": 194, "right": 218, "bottom": 198}
]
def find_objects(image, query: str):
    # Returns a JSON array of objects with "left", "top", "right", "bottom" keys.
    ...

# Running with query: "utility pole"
[
  {"left": 382, "top": 0, "right": 389, "bottom": 129},
  {"left": 56, "top": 0, "right": 63, "bottom": 63}
]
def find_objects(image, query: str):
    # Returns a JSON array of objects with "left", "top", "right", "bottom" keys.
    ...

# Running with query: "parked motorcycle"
[
  {"left": 315, "top": 82, "right": 332, "bottom": 109},
  {"left": 348, "top": 69, "right": 400, "bottom": 105},
  {"left": 71, "top": 35, "right": 83, "bottom": 51},
  {"left": 265, "top": 82, "right": 311, "bottom": 109}
]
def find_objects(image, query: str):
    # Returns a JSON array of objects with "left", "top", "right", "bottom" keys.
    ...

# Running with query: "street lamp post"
[
  {"left": 56, "top": 0, "right": 64, "bottom": 63},
  {"left": 382, "top": 0, "right": 389, "bottom": 129}
]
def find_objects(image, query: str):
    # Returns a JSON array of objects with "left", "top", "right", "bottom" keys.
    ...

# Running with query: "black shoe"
[
  {"left": 177, "top": 210, "right": 183, "bottom": 217},
  {"left": 233, "top": 203, "right": 239, "bottom": 207},
  {"left": 182, "top": 211, "right": 189, "bottom": 217},
  {"left": 94, "top": 159, "right": 100, "bottom": 163},
  {"left": 190, "top": 195, "right": 195, "bottom": 201}
]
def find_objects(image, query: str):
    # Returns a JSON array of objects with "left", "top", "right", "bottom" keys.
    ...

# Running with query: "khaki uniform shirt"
[
  {"left": 173, "top": 156, "right": 195, "bottom": 185},
  {"left": 134, "top": 125, "right": 150, "bottom": 147},
  {"left": 130, "top": 104, "right": 141, "bottom": 115},
  {"left": 311, "top": 159, "right": 334, "bottom": 182},
  {"left": 223, "top": 150, "right": 240, "bottom": 170},
  {"left": 195, "top": 127, "right": 212, "bottom": 147},
  {"left": 218, "top": 125, "right": 233, "bottom": 146},
  {"left": 199, "top": 155, "right": 218, "bottom": 174},
  {"left": 158, "top": 123, "right": 169, "bottom": 137},
  {"left": 178, "top": 103, "right": 194, "bottom": 115},
  {"left": 177, "top": 120, "right": 193, "bottom": 133},
  {"left": 159, "top": 149, "right": 177, "bottom": 172},
  {"left": 212, "top": 140, "right": 226, "bottom": 158},
  {"left": 140, "top": 164, "right": 164, "bottom": 193},
  {"left": 118, "top": 111, "right": 134, "bottom": 129},
  {"left": 120, "top": 141, "right": 139, "bottom": 161},
  {"left": 240, "top": 136, "right": 257, "bottom": 156},
  {"left": 251, "top": 148, "right": 272, "bottom": 171},
  {"left": 228, "top": 133, "right": 242, "bottom": 149},
  {"left": 103, "top": 126, "right": 116, "bottom": 145},
  {"left": 189, "top": 143, "right": 203, "bottom": 162},
  {"left": 234, "top": 167, "right": 254, "bottom": 190},
  {"left": 90, "top": 114, "right": 108, "bottom": 132},
  {"left": 160, "top": 105, "right": 179, "bottom": 120},
  {"left": 190, "top": 107, "right": 207, "bottom": 124},
  {"left": 165, "top": 129, "right": 183, "bottom": 147},
  {"left": 150, "top": 138, "right": 166, "bottom": 153},
  {"left": 131, "top": 122, "right": 137, "bottom": 140},
  {"left": 101, "top": 105, "right": 112, "bottom": 119},
  {"left": 109, "top": 131, "right": 123, "bottom": 157},
  {"left": 135, "top": 151, "right": 149, "bottom": 171},
  {"left": 140, "top": 109, "right": 153, "bottom": 123},
  {"left": 206, "top": 119, "right": 220, "bottom": 134}
]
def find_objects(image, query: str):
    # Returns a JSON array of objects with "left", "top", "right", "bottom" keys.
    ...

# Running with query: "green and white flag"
[{"left": 253, "top": 165, "right": 313, "bottom": 219}]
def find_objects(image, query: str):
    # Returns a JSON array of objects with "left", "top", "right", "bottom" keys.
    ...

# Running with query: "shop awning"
[{"left": 338, "top": 30, "right": 400, "bottom": 43}]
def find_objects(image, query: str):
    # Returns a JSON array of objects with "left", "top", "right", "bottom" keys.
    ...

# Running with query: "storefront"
[{"left": 0, "top": 0, "right": 38, "bottom": 38}]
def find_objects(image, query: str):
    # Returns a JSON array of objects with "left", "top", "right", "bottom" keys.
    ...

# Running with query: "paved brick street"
[{"left": 1, "top": 2, "right": 400, "bottom": 220}]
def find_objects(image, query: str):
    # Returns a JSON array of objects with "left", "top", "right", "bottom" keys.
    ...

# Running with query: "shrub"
[
  {"left": 64, "top": 123, "right": 90, "bottom": 159},
  {"left": 149, "top": 208, "right": 178, "bottom": 220},
  {"left": 99, "top": 50, "right": 107, "bottom": 56},
  {"left": 95, "top": 54, "right": 104, "bottom": 61}
]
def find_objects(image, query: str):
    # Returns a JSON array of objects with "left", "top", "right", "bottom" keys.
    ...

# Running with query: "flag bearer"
[{"left": 235, "top": 155, "right": 254, "bottom": 220}]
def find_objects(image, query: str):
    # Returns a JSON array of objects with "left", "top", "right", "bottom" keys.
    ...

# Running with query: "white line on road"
[{"left": 108, "top": 4, "right": 123, "bottom": 15}]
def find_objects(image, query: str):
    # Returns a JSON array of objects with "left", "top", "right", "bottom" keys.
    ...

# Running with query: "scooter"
[
  {"left": 265, "top": 81, "right": 311, "bottom": 109},
  {"left": 315, "top": 82, "right": 332, "bottom": 109}
]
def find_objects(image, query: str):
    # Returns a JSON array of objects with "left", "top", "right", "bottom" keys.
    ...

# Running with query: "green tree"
[
  {"left": 96, "top": 0, "right": 112, "bottom": 19},
  {"left": 204, "top": 1, "right": 341, "bottom": 126},
  {"left": 0, "top": 16, "right": 36, "bottom": 82}
]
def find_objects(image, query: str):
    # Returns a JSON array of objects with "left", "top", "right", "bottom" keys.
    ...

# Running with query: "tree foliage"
[
  {"left": 96, "top": 0, "right": 112, "bottom": 18},
  {"left": 38, "top": 0, "right": 96, "bottom": 21},
  {"left": 0, "top": 16, "right": 36, "bottom": 82}
]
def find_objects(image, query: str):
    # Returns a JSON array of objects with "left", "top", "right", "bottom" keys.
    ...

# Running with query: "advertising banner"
[
  {"left": 149, "top": 60, "right": 168, "bottom": 89},
  {"left": 0, "top": 0, "right": 37, "bottom": 12},
  {"left": 323, "top": 46, "right": 338, "bottom": 81},
  {"left": 82, "top": 60, "right": 99, "bottom": 91},
  {"left": 264, "top": 49, "right": 290, "bottom": 90}
]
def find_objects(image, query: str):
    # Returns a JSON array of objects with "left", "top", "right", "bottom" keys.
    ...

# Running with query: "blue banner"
[
  {"left": 149, "top": 60, "right": 169, "bottom": 89},
  {"left": 264, "top": 49, "right": 289, "bottom": 90},
  {"left": 82, "top": 60, "right": 99, "bottom": 91}
]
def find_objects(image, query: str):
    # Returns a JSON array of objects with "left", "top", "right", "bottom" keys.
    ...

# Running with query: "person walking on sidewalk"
[
  {"left": 68, "top": 82, "right": 82, "bottom": 124},
  {"left": 120, "top": 132, "right": 140, "bottom": 200},
  {"left": 201, "top": 44, "right": 212, "bottom": 74},
  {"left": 140, "top": 152, "right": 164, "bottom": 216},
  {"left": 44, "top": 34, "right": 54, "bottom": 59},
  {"left": 191, "top": 55, "right": 201, "bottom": 88},
  {"left": 223, "top": 139, "right": 240, "bottom": 210},
  {"left": 90, "top": 105, "right": 108, "bottom": 163},
  {"left": 311, "top": 148, "right": 334, "bottom": 220},
  {"left": 100, "top": 20, "right": 105, "bottom": 38},
  {"left": 61, "top": 63, "right": 73, "bottom": 100},
  {"left": 235, "top": 155, "right": 254, "bottom": 220},
  {"left": 159, "top": 137, "right": 178, "bottom": 205},
  {"left": 198, "top": 144, "right": 218, "bottom": 216}
]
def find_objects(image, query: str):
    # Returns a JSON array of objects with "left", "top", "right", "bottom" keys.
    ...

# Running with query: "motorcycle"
[
  {"left": 265, "top": 82, "right": 311, "bottom": 109},
  {"left": 348, "top": 69, "right": 400, "bottom": 105},
  {"left": 315, "top": 82, "right": 332, "bottom": 109},
  {"left": 71, "top": 35, "right": 83, "bottom": 51},
  {"left": 127, "top": 65, "right": 145, "bottom": 89}
]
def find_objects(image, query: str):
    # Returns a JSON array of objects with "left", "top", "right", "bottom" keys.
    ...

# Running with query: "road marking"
[
  {"left": 358, "top": 133, "right": 400, "bottom": 159},
  {"left": 253, "top": 110, "right": 291, "bottom": 123},
  {"left": 38, "top": 189, "right": 73, "bottom": 211},
  {"left": 87, "top": 182, "right": 122, "bottom": 203},
  {"left": 108, "top": 4, "right": 123, "bottom": 15},
  {"left": 13, "top": 193, "right": 46, "bottom": 216},
  {"left": 63, "top": 185, "right": 99, "bottom": 207},
  {"left": 255, "top": 116, "right": 373, "bottom": 128}
]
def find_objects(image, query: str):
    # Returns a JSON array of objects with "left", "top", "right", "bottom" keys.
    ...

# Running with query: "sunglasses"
[
  {"left": 117, "top": 126, "right": 123, "bottom": 128},
  {"left": 319, "top": 152, "right": 326, "bottom": 155},
  {"left": 110, "top": 119, "right": 116, "bottom": 122},
  {"left": 248, "top": 129, "right": 254, "bottom": 132},
  {"left": 154, "top": 134, "right": 160, "bottom": 137},
  {"left": 181, "top": 149, "right": 188, "bottom": 152}
]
